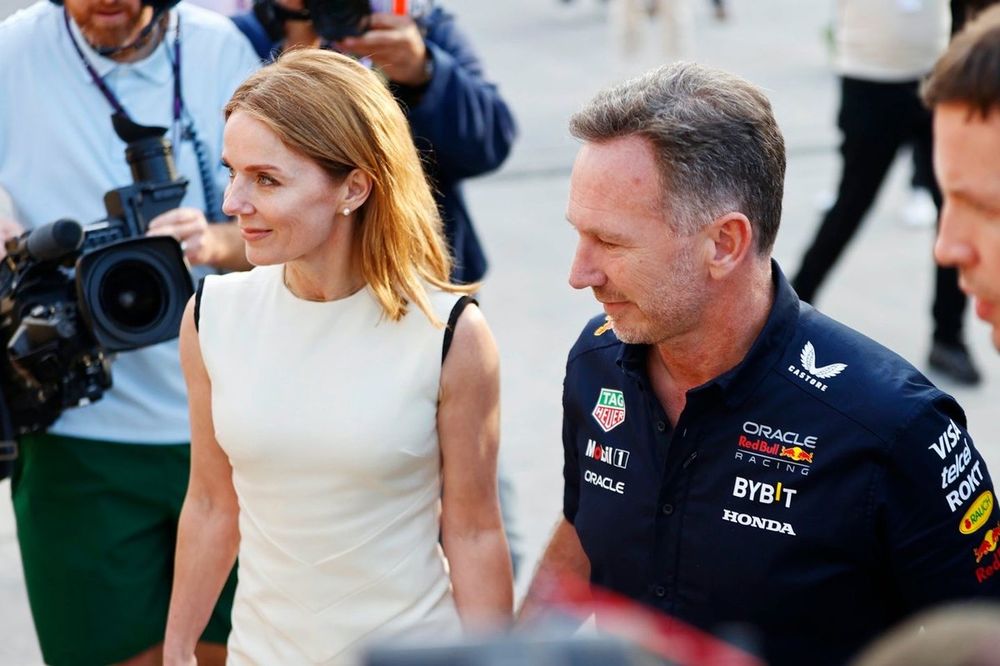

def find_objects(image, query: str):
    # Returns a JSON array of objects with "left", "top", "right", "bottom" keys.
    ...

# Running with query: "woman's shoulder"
[{"left": 419, "top": 285, "right": 473, "bottom": 323}]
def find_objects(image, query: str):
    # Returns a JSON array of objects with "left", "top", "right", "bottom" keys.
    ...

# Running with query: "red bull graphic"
[
  {"left": 973, "top": 523, "right": 1000, "bottom": 564},
  {"left": 779, "top": 446, "right": 814, "bottom": 464},
  {"left": 977, "top": 550, "right": 1000, "bottom": 584}
]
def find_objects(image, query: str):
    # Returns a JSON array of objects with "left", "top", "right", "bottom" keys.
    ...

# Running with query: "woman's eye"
[{"left": 257, "top": 174, "right": 277, "bottom": 186}]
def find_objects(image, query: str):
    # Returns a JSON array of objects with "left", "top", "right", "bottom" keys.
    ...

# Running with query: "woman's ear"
[{"left": 341, "top": 168, "right": 373, "bottom": 213}]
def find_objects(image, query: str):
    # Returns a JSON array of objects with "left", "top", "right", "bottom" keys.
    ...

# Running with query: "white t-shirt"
[
  {"left": 835, "top": 0, "right": 951, "bottom": 81},
  {"left": 0, "top": 1, "right": 260, "bottom": 443}
]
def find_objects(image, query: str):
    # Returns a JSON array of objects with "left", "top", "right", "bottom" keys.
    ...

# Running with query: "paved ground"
[{"left": 3, "top": 0, "right": 1000, "bottom": 663}]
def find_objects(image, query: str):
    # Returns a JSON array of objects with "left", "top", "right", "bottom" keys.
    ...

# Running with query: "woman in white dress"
[{"left": 163, "top": 49, "right": 513, "bottom": 665}]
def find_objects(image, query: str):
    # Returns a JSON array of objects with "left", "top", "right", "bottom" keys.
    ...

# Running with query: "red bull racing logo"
[
  {"left": 975, "top": 523, "right": 1000, "bottom": 584},
  {"left": 779, "top": 446, "right": 814, "bottom": 464},
  {"left": 974, "top": 523, "right": 1000, "bottom": 564},
  {"left": 592, "top": 388, "right": 626, "bottom": 433}
]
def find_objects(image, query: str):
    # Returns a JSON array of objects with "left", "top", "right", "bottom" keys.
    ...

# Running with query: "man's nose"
[
  {"left": 934, "top": 209, "right": 976, "bottom": 268},
  {"left": 568, "top": 242, "right": 605, "bottom": 291}
]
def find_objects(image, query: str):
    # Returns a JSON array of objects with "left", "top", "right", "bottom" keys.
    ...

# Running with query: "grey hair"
[{"left": 569, "top": 62, "right": 786, "bottom": 255}]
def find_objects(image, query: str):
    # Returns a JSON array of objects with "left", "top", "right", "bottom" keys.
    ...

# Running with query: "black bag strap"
[{"left": 442, "top": 295, "right": 477, "bottom": 364}]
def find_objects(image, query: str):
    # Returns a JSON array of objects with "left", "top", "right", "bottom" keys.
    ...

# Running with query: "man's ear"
[{"left": 706, "top": 212, "right": 753, "bottom": 279}]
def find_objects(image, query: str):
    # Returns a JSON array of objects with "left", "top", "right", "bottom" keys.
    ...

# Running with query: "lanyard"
[
  {"left": 63, "top": 8, "right": 183, "bottom": 127},
  {"left": 62, "top": 10, "right": 222, "bottom": 221}
]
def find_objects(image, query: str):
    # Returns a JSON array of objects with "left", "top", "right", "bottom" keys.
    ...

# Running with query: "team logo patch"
[
  {"left": 779, "top": 446, "right": 814, "bottom": 464},
  {"left": 592, "top": 388, "right": 626, "bottom": 433},
  {"left": 961, "top": 491, "right": 995, "bottom": 535},
  {"left": 787, "top": 342, "right": 847, "bottom": 392},
  {"left": 585, "top": 439, "right": 630, "bottom": 469},
  {"left": 974, "top": 523, "right": 1000, "bottom": 564},
  {"left": 800, "top": 341, "right": 847, "bottom": 378},
  {"left": 594, "top": 316, "right": 613, "bottom": 337}
]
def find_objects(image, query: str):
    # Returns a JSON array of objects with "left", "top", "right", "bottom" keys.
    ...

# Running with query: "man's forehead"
[{"left": 569, "top": 137, "right": 664, "bottom": 217}]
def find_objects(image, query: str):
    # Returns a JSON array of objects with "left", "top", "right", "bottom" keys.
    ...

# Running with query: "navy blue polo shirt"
[{"left": 562, "top": 263, "right": 1000, "bottom": 666}]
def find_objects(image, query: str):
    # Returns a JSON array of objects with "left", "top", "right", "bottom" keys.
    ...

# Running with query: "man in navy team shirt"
[{"left": 519, "top": 61, "right": 1000, "bottom": 666}]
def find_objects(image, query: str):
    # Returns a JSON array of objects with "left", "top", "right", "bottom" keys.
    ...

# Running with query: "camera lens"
[
  {"left": 75, "top": 236, "right": 193, "bottom": 353},
  {"left": 98, "top": 260, "right": 167, "bottom": 331}
]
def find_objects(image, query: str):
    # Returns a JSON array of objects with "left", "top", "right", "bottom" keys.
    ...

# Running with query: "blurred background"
[{"left": 2, "top": 0, "right": 998, "bottom": 662}]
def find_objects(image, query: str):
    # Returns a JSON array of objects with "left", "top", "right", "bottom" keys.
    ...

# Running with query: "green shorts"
[{"left": 11, "top": 432, "right": 237, "bottom": 666}]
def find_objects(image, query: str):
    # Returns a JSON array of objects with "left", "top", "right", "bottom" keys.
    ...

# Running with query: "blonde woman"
[{"left": 164, "top": 49, "right": 513, "bottom": 665}]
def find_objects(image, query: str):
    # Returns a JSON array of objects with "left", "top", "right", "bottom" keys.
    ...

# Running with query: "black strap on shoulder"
[
  {"left": 194, "top": 277, "right": 206, "bottom": 332},
  {"left": 442, "top": 295, "right": 477, "bottom": 364}
]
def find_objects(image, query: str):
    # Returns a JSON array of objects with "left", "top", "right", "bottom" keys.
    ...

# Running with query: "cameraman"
[{"left": 0, "top": 0, "right": 258, "bottom": 663}]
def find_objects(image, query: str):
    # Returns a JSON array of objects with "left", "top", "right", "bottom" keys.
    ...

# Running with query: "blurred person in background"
[
  {"left": 611, "top": 0, "right": 693, "bottom": 59},
  {"left": 851, "top": 602, "right": 1000, "bottom": 666},
  {"left": 926, "top": 5, "right": 1000, "bottom": 352},
  {"left": 519, "top": 60, "right": 1000, "bottom": 666},
  {"left": 164, "top": 49, "right": 512, "bottom": 665},
  {"left": 791, "top": 0, "right": 982, "bottom": 385},
  {"left": 0, "top": 0, "right": 258, "bottom": 662}
]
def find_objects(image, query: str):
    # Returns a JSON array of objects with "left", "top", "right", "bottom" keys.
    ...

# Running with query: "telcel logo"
[
  {"left": 732, "top": 476, "right": 797, "bottom": 508},
  {"left": 961, "top": 491, "right": 995, "bottom": 535}
]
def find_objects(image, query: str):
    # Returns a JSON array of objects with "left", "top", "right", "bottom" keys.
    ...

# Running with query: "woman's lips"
[{"left": 240, "top": 228, "right": 272, "bottom": 242}]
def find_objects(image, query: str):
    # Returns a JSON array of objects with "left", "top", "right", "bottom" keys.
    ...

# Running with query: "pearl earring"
[{"left": 342, "top": 207, "right": 351, "bottom": 216}]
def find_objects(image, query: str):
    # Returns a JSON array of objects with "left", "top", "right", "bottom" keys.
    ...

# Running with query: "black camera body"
[
  {"left": 0, "top": 114, "right": 195, "bottom": 460},
  {"left": 252, "top": 0, "right": 430, "bottom": 44}
]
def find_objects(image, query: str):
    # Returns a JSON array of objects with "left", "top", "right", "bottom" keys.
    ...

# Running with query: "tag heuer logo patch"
[{"left": 592, "top": 388, "right": 626, "bottom": 432}]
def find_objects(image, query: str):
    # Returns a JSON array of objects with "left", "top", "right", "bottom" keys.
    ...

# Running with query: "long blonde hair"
[{"left": 224, "top": 49, "right": 474, "bottom": 324}]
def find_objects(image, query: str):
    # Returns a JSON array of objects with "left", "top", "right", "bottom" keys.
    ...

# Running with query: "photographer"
[{"left": 0, "top": 0, "right": 258, "bottom": 663}]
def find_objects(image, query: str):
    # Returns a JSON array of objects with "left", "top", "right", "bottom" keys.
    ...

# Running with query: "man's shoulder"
[
  {"left": 784, "top": 304, "right": 956, "bottom": 439},
  {"left": 176, "top": 1, "right": 256, "bottom": 48},
  {"left": 567, "top": 314, "right": 621, "bottom": 365},
  {"left": 0, "top": 1, "right": 58, "bottom": 55}
]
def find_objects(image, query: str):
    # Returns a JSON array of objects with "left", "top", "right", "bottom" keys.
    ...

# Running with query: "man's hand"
[
  {"left": 0, "top": 216, "right": 25, "bottom": 261},
  {"left": 147, "top": 207, "right": 219, "bottom": 266},
  {"left": 0, "top": 186, "right": 23, "bottom": 260},
  {"left": 337, "top": 13, "right": 431, "bottom": 87}
]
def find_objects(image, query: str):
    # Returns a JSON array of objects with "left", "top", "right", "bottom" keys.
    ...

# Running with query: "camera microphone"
[{"left": 25, "top": 219, "right": 85, "bottom": 262}]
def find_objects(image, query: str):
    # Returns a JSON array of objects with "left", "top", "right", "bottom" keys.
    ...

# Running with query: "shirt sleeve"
[
  {"left": 404, "top": 8, "right": 517, "bottom": 182},
  {"left": 880, "top": 395, "right": 1000, "bottom": 607},
  {"left": 562, "top": 372, "right": 581, "bottom": 525}
]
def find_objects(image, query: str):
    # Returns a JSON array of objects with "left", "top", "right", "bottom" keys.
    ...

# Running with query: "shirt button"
[
  {"left": 656, "top": 421, "right": 666, "bottom": 432},
  {"left": 662, "top": 503, "right": 674, "bottom": 515},
  {"left": 654, "top": 585, "right": 666, "bottom": 597}
]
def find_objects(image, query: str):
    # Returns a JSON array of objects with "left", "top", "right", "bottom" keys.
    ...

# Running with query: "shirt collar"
[
  {"left": 65, "top": 9, "right": 176, "bottom": 86},
  {"left": 616, "top": 260, "right": 800, "bottom": 408}
]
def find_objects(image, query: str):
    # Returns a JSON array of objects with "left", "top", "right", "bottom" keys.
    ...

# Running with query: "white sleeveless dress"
[{"left": 198, "top": 264, "right": 463, "bottom": 665}]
